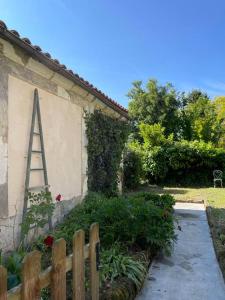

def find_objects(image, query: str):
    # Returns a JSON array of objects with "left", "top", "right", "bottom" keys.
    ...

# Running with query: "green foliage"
[
  {"left": 128, "top": 79, "right": 225, "bottom": 146},
  {"left": 54, "top": 192, "right": 176, "bottom": 253},
  {"left": 100, "top": 244, "right": 147, "bottom": 289},
  {"left": 213, "top": 96, "right": 225, "bottom": 147},
  {"left": 131, "top": 192, "right": 175, "bottom": 212},
  {"left": 123, "top": 150, "right": 142, "bottom": 190},
  {"left": 128, "top": 79, "right": 180, "bottom": 138},
  {"left": 140, "top": 138, "right": 225, "bottom": 186},
  {"left": 184, "top": 97, "right": 220, "bottom": 144},
  {"left": 21, "top": 191, "right": 55, "bottom": 238},
  {"left": 85, "top": 110, "right": 129, "bottom": 196},
  {"left": 4, "top": 191, "right": 175, "bottom": 292},
  {"left": 128, "top": 119, "right": 225, "bottom": 186},
  {"left": 139, "top": 123, "right": 173, "bottom": 147},
  {"left": 181, "top": 89, "right": 209, "bottom": 106},
  {"left": 1, "top": 250, "right": 25, "bottom": 289}
]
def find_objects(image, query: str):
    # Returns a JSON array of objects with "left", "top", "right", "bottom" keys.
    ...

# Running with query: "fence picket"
[
  {"left": 21, "top": 250, "right": 41, "bottom": 300},
  {"left": 89, "top": 223, "right": 100, "bottom": 300},
  {"left": 3, "top": 223, "right": 99, "bottom": 300},
  {"left": 73, "top": 229, "right": 85, "bottom": 300},
  {"left": 51, "top": 238, "right": 66, "bottom": 300},
  {"left": 0, "top": 266, "right": 7, "bottom": 300}
]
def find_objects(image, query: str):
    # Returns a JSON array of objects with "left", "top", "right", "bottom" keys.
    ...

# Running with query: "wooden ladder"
[{"left": 22, "top": 88, "right": 52, "bottom": 229}]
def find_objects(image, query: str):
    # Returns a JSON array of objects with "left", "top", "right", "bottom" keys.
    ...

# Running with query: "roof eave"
[{"left": 0, "top": 25, "right": 128, "bottom": 119}]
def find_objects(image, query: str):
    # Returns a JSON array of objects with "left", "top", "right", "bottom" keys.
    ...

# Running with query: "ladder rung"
[
  {"left": 33, "top": 132, "right": 40, "bottom": 135},
  {"left": 32, "top": 150, "right": 42, "bottom": 153},
  {"left": 30, "top": 168, "right": 44, "bottom": 171},
  {"left": 28, "top": 185, "right": 50, "bottom": 191}
]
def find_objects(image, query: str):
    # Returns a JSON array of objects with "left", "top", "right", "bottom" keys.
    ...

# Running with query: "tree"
[
  {"left": 181, "top": 89, "right": 209, "bottom": 107},
  {"left": 184, "top": 96, "right": 220, "bottom": 144},
  {"left": 214, "top": 96, "right": 225, "bottom": 122},
  {"left": 213, "top": 96, "right": 225, "bottom": 147},
  {"left": 179, "top": 90, "right": 210, "bottom": 140},
  {"left": 139, "top": 123, "right": 171, "bottom": 147},
  {"left": 128, "top": 79, "right": 180, "bottom": 138}
]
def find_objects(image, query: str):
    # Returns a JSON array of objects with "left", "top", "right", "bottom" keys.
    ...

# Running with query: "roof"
[{"left": 0, "top": 20, "right": 128, "bottom": 118}]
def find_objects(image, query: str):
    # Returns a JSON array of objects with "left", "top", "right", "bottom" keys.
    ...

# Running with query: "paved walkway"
[{"left": 136, "top": 203, "right": 225, "bottom": 300}]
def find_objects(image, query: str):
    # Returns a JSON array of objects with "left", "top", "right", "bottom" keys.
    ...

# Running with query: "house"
[{"left": 0, "top": 20, "right": 128, "bottom": 252}]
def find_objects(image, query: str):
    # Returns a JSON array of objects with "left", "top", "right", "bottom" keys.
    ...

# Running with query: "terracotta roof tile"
[
  {"left": 22, "top": 37, "right": 31, "bottom": 44},
  {"left": 33, "top": 45, "right": 42, "bottom": 52},
  {"left": 0, "top": 20, "right": 128, "bottom": 116},
  {"left": 10, "top": 30, "right": 20, "bottom": 37}
]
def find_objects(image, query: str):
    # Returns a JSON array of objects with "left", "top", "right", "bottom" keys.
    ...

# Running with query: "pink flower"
[
  {"left": 44, "top": 235, "right": 54, "bottom": 247},
  {"left": 56, "top": 194, "right": 62, "bottom": 202}
]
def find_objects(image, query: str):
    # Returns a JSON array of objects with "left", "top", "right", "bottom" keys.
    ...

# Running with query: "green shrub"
[
  {"left": 130, "top": 122, "right": 225, "bottom": 186},
  {"left": 129, "top": 192, "right": 175, "bottom": 212},
  {"left": 54, "top": 192, "right": 176, "bottom": 253},
  {"left": 123, "top": 150, "right": 142, "bottom": 190},
  {"left": 142, "top": 140, "right": 225, "bottom": 186},
  {"left": 3, "top": 191, "right": 175, "bottom": 293},
  {"left": 100, "top": 244, "right": 147, "bottom": 289}
]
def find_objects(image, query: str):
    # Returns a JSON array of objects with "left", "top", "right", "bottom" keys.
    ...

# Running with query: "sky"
[{"left": 1, "top": 0, "right": 225, "bottom": 108}]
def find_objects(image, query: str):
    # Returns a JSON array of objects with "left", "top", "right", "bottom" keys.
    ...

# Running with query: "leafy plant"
[
  {"left": 100, "top": 244, "right": 147, "bottom": 289},
  {"left": 2, "top": 250, "right": 25, "bottom": 289},
  {"left": 54, "top": 192, "right": 176, "bottom": 253},
  {"left": 123, "top": 150, "right": 142, "bottom": 190},
  {"left": 3, "top": 191, "right": 175, "bottom": 294},
  {"left": 85, "top": 110, "right": 129, "bottom": 196},
  {"left": 132, "top": 124, "right": 225, "bottom": 186},
  {"left": 21, "top": 191, "right": 55, "bottom": 239}
]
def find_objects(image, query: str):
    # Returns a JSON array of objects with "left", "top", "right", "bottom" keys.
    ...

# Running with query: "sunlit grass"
[{"left": 136, "top": 185, "right": 225, "bottom": 208}]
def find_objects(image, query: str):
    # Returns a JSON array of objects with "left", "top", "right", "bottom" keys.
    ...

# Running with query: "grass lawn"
[
  {"left": 134, "top": 185, "right": 225, "bottom": 206},
  {"left": 135, "top": 185, "right": 225, "bottom": 280}
]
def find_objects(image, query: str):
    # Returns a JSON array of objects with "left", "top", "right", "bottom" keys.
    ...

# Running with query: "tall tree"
[
  {"left": 214, "top": 96, "right": 225, "bottom": 122},
  {"left": 128, "top": 79, "right": 180, "bottom": 137},
  {"left": 179, "top": 90, "right": 211, "bottom": 141},
  {"left": 181, "top": 89, "right": 209, "bottom": 107},
  {"left": 213, "top": 96, "right": 225, "bottom": 147},
  {"left": 184, "top": 96, "right": 220, "bottom": 144}
]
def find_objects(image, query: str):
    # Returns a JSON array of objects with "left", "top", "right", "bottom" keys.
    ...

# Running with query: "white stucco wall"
[
  {"left": 0, "top": 36, "right": 127, "bottom": 251},
  {"left": 8, "top": 75, "right": 82, "bottom": 216},
  {"left": 0, "top": 137, "right": 7, "bottom": 185}
]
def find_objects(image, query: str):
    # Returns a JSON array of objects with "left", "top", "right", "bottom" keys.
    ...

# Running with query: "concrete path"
[{"left": 136, "top": 203, "right": 225, "bottom": 300}]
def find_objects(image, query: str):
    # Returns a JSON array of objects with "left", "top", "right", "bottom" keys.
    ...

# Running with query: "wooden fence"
[{"left": 0, "top": 223, "right": 100, "bottom": 300}]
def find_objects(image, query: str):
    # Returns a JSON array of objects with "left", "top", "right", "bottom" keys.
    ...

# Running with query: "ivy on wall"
[{"left": 85, "top": 110, "right": 129, "bottom": 196}]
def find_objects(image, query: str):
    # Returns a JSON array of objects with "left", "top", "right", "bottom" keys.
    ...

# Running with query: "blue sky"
[{"left": 1, "top": 0, "right": 225, "bottom": 108}]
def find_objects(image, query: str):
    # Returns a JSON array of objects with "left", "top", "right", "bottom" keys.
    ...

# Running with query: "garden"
[
  {"left": 2, "top": 79, "right": 225, "bottom": 298},
  {"left": 1, "top": 191, "right": 176, "bottom": 299},
  {"left": 123, "top": 80, "right": 225, "bottom": 283}
]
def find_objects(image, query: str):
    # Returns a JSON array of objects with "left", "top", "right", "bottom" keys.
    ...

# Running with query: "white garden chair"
[{"left": 213, "top": 170, "right": 223, "bottom": 188}]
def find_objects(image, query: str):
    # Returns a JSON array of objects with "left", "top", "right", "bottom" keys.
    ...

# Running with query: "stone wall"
[{"left": 0, "top": 37, "right": 124, "bottom": 252}]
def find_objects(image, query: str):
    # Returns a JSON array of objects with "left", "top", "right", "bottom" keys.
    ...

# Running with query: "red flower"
[
  {"left": 56, "top": 194, "right": 62, "bottom": 202},
  {"left": 44, "top": 235, "right": 54, "bottom": 247}
]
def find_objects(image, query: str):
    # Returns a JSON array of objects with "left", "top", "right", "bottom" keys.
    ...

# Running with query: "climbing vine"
[{"left": 85, "top": 110, "right": 129, "bottom": 196}]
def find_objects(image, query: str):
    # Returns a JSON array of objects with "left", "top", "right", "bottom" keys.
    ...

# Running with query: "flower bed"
[{"left": 1, "top": 192, "right": 176, "bottom": 299}]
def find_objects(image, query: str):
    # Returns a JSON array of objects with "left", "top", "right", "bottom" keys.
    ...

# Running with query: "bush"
[
  {"left": 123, "top": 150, "right": 142, "bottom": 190},
  {"left": 129, "top": 122, "right": 225, "bottom": 186},
  {"left": 54, "top": 192, "right": 176, "bottom": 253},
  {"left": 100, "top": 244, "right": 147, "bottom": 289},
  {"left": 142, "top": 140, "right": 225, "bottom": 186},
  {"left": 3, "top": 191, "right": 175, "bottom": 296}
]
